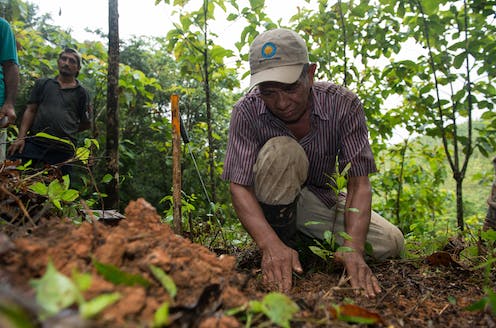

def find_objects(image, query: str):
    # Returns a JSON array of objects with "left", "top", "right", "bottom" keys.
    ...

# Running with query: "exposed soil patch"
[{"left": 0, "top": 164, "right": 494, "bottom": 327}]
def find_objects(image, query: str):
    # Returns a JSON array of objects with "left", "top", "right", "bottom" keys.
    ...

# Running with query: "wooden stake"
[{"left": 171, "top": 94, "right": 182, "bottom": 235}]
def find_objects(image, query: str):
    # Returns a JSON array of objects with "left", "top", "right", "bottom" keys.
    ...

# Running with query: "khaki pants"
[{"left": 254, "top": 136, "right": 404, "bottom": 260}]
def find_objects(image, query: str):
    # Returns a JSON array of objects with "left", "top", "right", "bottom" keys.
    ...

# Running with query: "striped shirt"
[{"left": 222, "top": 81, "right": 377, "bottom": 208}]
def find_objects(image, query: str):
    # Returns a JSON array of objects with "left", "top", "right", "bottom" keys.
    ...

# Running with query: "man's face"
[
  {"left": 258, "top": 64, "right": 315, "bottom": 124},
  {"left": 58, "top": 52, "right": 79, "bottom": 77}
]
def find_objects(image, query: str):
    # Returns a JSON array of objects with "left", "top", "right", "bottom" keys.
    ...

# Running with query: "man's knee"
[
  {"left": 253, "top": 136, "right": 308, "bottom": 205},
  {"left": 370, "top": 221, "right": 405, "bottom": 260}
]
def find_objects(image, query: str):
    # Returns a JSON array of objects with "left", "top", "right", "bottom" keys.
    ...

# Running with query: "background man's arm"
[
  {"left": 8, "top": 103, "right": 37, "bottom": 155},
  {"left": 0, "top": 61, "right": 19, "bottom": 125}
]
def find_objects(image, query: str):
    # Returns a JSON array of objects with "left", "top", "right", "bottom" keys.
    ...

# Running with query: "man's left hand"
[
  {"left": 336, "top": 250, "right": 381, "bottom": 298},
  {"left": 0, "top": 104, "right": 16, "bottom": 127}
]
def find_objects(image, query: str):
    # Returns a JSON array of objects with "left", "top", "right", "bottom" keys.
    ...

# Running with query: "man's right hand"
[
  {"left": 260, "top": 240, "right": 303, "bottom": 293},
  {"left": 8, "top": 138, "right": 25, "bottom": 156}
]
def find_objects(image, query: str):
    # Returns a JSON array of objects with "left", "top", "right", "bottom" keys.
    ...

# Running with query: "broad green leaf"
[
  {"left": 0, "top": 302, "right": 35, "bottom": 328},
  {"left": 153, "top": 302, "right": 170, "bottom": 327},
  {"left": 76, "top": 147, "right": 90, "bottom": 164},
  {"left": 93, "top": 259, "right": 151, "bottom": 287},
  {"left": 34, "top": 132, "right": 75, "bottom": 150},
  {"left": 16, "top": 159, "right": 33, "bottom": 171},
  {"left": 149, "top": 265, "right": 177, "bottom": 298},
  {"left": 60, "top": 189, "right": 79, "bottom": 202},
  {"left": 466, "top": 298, "right": 489, "bottom": 312},
  {"left": 308, "top": 245, "right": 330, "bottom": 260},
  {"left": 52, "top": 199, "right": 62, "bottom": 210},
  {"left": 481, "top": 229, "right": 496, "bottom": 242},
  {"left": 304, "top": 220, "right": 325, "bottom": 226},
  {"left": 79, "top": 293, "right": 121, "bottom": 319},
  {"left": 338, "top": 231, "right": 353, "bottom": 241},
  {"left": 30, "top": 261, "right": 83, "bottom": 317},
  {"left": 62, "top": 175, "right": 70, "bottom": 189},
  {"left": 248, "top": 300, "right": 264, "bottom": 313},
  {"left": 101, "top": 174, "right": 113, "bottom": 183},
  {"left": 71, "top": 269, "right": 93, "bottom": 292},
  {"left": 48, "top": 180, "right": 65, "bottom": 199},
  {"left": 29, "top": 182, "right": 48, "bottom": 196},
  {"left": 336, "top": 246, "right": 355, "bottom": 253},
  {"left": 261, "top": 292, "right": 299, "bottom": 328}
]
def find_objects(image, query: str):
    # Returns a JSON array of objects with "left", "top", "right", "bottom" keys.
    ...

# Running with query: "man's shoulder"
[
  {"left": 234, "top": 90, "right": 264, "bottom": 113},
  {"left": 0, "top": 17, "right": 10, "bottom": 28},
  {"left": 313, "top": 81, "right": 359, "bottom": 101}
]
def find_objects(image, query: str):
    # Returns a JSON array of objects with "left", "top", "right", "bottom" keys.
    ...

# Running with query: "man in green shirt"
[{"left": 0, "top": 17, "right": 19, "bottom": 161}]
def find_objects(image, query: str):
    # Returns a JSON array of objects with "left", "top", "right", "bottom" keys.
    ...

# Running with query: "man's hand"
[
  {"left": 0, "top": 104, "right": 16, "bottom": 128},
  {"left": 8, "top": 138, "right": 25, "bottom": 156},
  {"left": 336, "top": 250, "right": 381, "bottom": 298},
  {"left": 261, "top": 240, "right": 302, "bottom": 293}
]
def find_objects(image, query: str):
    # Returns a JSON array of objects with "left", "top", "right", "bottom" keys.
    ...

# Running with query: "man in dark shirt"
[
  {"left": 8, "top": 48, "right": 91, "bottom": 174},
  {"left": 222, "top": 28, "right": 404, "bottom": 297}
]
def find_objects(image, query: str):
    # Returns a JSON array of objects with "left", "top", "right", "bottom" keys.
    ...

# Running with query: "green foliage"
[
  {"left": 228, "top": 292, "right": 299, "bottom": 328},
  {"left": 93, "top": 259, "right": 151, "bottom": 287},
  {"left": 9, "top": 0, "right": 496, "bottom": 263},
  {"left": 466, "top": 229, "right": 496, "bottom": 316},
  {"left": 466, "top": 288, "right": 496, "bottom": 316},
  {"left": 79, "top": 293, "right": 122, "bottom": 319},
  {"left": 308, "top": 230, "right": 355, "bottom": 262},
  {"left": 29, "top": 175, "right": 80, "bottom": 212},
  {"left": 30, "top": 261, "right": 83, "bottom": 318},
  {"left": 153, "top": 302, "right": 170, "bottom": 327},
  {"left": 149, "top": 265, "right": 177, "bottom": 299},
  {"left": 29, "top": 261, "right": 121, "bottom": 320},
  {"left": 372, "top": 140, "right": 451, "bottom": 235},
  {"left": 0, "top": 301, "right": 35, "bottom": 328}
]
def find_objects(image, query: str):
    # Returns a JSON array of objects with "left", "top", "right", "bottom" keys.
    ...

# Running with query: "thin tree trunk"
[
  {"left": 395, "top": 139, "right": 408, "bottom": 229},
  {"left": 337, "top": 0, "right": 348, "bottom": 87},
  {"left": 203, "top": 0, "right": 216, "bottom": 203},
  {"left": 105, "top": 0, "right": 120, "bottom": 210}
]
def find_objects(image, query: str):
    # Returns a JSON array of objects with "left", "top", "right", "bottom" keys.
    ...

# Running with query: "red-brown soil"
[
  {"left": 0, "top": 197, "right": 494, "bottom": 327},
  {"left": 0, "top": 163, "right": 494, "bottom": 327}
]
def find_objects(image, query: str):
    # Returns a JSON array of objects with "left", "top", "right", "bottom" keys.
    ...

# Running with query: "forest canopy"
[{"left": 2, "top": 0, "right": 495, "bottom": 245}]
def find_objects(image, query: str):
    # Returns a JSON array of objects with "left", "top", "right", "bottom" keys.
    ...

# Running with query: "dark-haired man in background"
[{"left": 8, "top": 48, "right": 91, "bottom": 174}]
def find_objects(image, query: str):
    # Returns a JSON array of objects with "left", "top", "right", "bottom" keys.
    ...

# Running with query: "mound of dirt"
[
  {"left": 1, "top": 196, "right": 494, "bottom": 327},
  {"left": 0, "top": 198, "right": 250, "bottom": 327}
]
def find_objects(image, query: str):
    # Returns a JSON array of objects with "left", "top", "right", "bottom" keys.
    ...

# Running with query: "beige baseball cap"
[{"left": 249, "top": 28, "right": 309, "bottom": 89}]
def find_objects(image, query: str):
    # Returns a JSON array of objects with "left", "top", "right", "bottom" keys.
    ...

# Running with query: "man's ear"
[
  {"left": 307, "top": 63, "right": 317, "bottom": 86},
  {"left": 308, "top": 63, "right": 317, "bottom": 77}
]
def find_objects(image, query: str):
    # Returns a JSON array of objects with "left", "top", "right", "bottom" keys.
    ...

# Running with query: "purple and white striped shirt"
[{"left": 222, "top": 81, "right": 377, "bottom": 208}]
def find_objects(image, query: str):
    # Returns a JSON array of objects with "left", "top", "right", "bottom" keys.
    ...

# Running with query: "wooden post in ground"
[{"left": 171, "top": 94, "right": 182, "bottom": 235}]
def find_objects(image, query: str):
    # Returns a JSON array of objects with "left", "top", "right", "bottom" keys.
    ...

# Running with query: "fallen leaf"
[{"left": 329, "top": 303, "right": 384, "bottom": 325}]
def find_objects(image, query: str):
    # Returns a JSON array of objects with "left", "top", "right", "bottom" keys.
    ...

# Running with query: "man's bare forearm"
[
  {"left": 230, "top": 182, "right": 280, "bottom": 249},
  {"left": 344, "top": 176, "right": 372, "bottom": 253},
  {"left": 2, "top": 62, "right": 19, "bottom": 107}
]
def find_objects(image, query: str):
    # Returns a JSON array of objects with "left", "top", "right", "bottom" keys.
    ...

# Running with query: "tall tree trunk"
[
  {"left": 417, "top": 0, "right": 474, "bottom": 231},
  {"left": 105, "top": 0, "right": 120, "bottom": 209},
  {"left": 203, "top": 0, "right": 216, "bottom": 203}
]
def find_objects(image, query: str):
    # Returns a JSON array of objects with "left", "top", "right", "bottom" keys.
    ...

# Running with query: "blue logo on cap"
[{"left": 261, "top": 42, "right": 277, "bottom": 58}]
